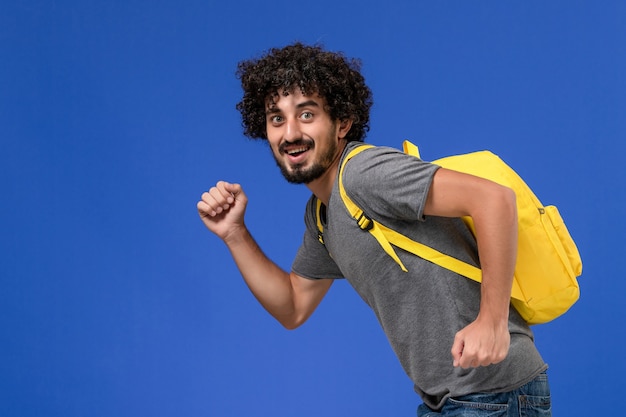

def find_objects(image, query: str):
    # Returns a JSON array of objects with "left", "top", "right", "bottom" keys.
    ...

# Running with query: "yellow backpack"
[{"left": 318, "top": 141, "right": 583, "bottom": 325}]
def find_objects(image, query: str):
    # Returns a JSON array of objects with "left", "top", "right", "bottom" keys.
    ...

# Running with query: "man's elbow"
[
  {"left": 282, "top": 321, "right": 303, "bottom": 331},
  {"left": 493, "top": 184, "right": 517, "bottom": 225},
  {"left": 501, "top": 185, "right": 517, "bottom": 215},
  {"left": 275, "top": 313, "right": 308, "bottom": 330}
]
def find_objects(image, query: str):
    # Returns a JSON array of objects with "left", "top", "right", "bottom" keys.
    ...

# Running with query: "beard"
[{"left": 272, "top": 135, "right": 339, "bottom": 184}]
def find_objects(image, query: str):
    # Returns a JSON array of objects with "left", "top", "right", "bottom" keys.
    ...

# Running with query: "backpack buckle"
[{"left": 355, "top": 212, "right": 373, "bottom": 230}]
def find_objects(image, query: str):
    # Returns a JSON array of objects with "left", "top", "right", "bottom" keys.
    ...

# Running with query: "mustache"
[{"left": 278, "top": 139, "right": 314, "bottom": 155}]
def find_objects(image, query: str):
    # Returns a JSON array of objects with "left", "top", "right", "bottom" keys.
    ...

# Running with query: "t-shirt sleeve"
[
  {"left": 291, "top": 196, "right": 344, "bottom": 280},
  {"left": 344, "top": 146, "right": 440, "bottom": 222}
]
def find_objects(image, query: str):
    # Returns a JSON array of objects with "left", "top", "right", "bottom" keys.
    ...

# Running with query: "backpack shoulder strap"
[
  {"left": 314, "top": 144, "right": 376, "bottom": 246},
  {"left": 338, "top": 142, "right": 488, "bottom": 284},
  {"left": 331, "top": 142, "right": 488, "bottom": 288},
  {"left": 402, "top": 140, "right": 421, "bottom": 158},
  {"left": 315, "top": 198, "right": 325, "bottom": 244},
  {"left": 338, "top": 144, "right": 410, "bottom": 272}
]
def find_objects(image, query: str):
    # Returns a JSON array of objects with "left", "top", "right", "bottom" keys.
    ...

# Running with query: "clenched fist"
[{"left": 197, "top": 181, "right": 248, "bottom": 242}]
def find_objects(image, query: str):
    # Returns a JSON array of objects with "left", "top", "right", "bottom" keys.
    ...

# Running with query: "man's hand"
[
  {"left": 197, "top": 181, "right": 247, "bottom": 242},
  {"left": 451, "top": 316, "right": 510, "bottom": 368}
]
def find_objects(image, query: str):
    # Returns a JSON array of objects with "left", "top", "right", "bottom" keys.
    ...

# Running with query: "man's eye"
[
  {"left": 270, "top": 115, "right": 283, "bottom": 123},
  {"left": 301, "top": 112, "right": 313, "bottom": 120}
]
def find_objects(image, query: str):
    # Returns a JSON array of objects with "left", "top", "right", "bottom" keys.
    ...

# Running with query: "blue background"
[{"left": 1, "top": 1, "right": 624, "bottom": 415}]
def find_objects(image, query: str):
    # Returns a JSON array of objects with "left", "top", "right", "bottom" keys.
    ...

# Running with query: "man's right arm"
[{"left": 197, "top": 181, "right": 332, "bottom": 329}]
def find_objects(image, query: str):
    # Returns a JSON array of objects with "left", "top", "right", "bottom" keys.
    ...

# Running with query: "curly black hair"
[{"left": 235, "top": 42, "right": 373, "bottom": 142}]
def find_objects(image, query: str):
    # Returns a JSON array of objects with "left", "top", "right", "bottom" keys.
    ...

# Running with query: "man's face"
[{"left": 265, "top": 89, "right": 346, "bottom": 184}]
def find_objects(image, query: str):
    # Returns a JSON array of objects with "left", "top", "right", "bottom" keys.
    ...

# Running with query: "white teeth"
[{"left": 286, "top": 147, "right": 308, "bottom": 155}]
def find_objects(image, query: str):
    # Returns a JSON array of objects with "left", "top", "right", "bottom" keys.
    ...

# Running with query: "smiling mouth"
[
  {"left": 285, "top": 146, "right": 309, "bottom": 156},
  {"left": 280, "top": 140, "right": 314, "bottom": 159}
]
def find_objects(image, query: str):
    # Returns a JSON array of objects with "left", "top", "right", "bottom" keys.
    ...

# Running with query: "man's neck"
[{"left": 305, "top": 140, "right": 348, "bottom": 206}]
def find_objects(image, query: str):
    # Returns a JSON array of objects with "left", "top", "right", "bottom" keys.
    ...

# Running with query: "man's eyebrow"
[
  {"left": 296, "top": 100, "right": 321, "bottom": 109},
  {"left": 265, "top": 100, "right": 321, "bottom": 115}
]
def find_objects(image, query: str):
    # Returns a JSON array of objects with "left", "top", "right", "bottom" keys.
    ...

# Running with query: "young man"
[{"left": 197, "top": 43, "right": 551, "bottom": 416}]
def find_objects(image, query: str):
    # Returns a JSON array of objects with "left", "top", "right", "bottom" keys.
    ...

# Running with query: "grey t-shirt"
[{"left": 292, "top": 142, "right": 546, "bottom": 410}]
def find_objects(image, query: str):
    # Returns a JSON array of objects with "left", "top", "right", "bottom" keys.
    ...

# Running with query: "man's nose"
[{"left": 284, "top": 118, "right": 301, "bottom": 142}]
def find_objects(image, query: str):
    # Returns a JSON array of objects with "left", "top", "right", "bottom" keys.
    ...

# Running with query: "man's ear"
[{"left": 337, "top": 119, "right": 354, "bottom": 139}]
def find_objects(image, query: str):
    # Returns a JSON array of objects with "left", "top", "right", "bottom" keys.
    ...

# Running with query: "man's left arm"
[{"left": 423, "top": 167, "right": 518, "bottom": 369}]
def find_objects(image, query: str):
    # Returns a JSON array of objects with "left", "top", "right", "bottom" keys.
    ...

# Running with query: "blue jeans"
[{"left": 417, "top": 372, "right": 551, "bottom": 416}]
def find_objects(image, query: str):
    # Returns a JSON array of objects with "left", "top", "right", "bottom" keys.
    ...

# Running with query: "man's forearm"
[
  {"left": 472, "top": 185, "right": 518, "bottom": 322},
  {"left": 224, "top": 227, "right": 298, "bottom": 323}
]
